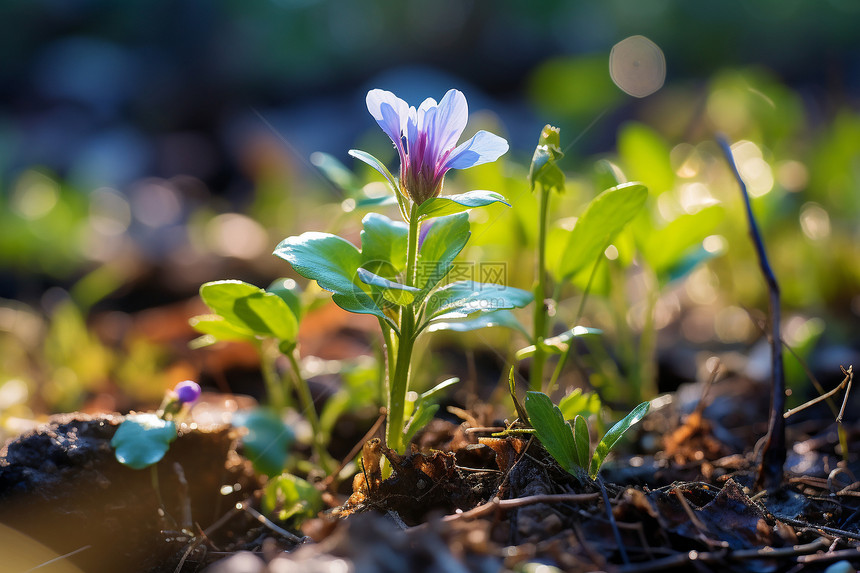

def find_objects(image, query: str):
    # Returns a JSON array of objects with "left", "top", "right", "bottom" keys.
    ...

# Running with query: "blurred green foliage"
[{"left": 0, "top": 49, "right": 858, "bottom": 433}]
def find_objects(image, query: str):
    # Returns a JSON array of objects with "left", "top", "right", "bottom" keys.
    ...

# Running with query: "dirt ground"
[{"left": 2, "top": 367, "right": 860, "bottom": 573}]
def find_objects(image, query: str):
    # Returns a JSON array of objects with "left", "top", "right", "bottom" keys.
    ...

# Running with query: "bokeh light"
[{"left": 610, "top": 35, "right": 666, "bottom": 98}]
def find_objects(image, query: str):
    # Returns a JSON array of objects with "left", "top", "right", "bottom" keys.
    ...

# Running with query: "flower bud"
[{"left": 174, "top": 380, "right": 201, "bottom": 404}]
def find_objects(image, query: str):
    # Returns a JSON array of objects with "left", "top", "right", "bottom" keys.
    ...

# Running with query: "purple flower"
[
  {"left": 174, "top": 380, "right": 201, "bottom": 404},
  {"left": 362, "top": 89, "right": 509, "bottom": 205}
]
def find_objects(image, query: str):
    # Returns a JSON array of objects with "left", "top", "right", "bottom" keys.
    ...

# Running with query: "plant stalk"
[
  {"left": 285, "top": 348, "right": 334, "bottom": 474},
  {"left": 386, "top": 202, "right": 420, "bottom": 452},
  {"left": 530, "top": 185, "right": 552, "bottom": 392},
  {"left": 548, "top": 252, "right": 603, "bottom": 392},
  {"left": 259, "top": 341, "right": 289, "bottom": 411}
]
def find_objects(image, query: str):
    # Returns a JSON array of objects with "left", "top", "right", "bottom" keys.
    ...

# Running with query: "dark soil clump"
[{"left": 0, "top": 414, "right": 256, "bottom": 572}]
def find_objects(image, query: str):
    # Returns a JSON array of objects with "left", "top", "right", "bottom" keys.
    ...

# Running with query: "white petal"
[
  {"left": 444, "top": 130, "right": 509, "bottom": 170},
  {"left": 366, "top": 89, "right": 408, "bottom": 146},
  {"left": 431, "top": 89, "right": 468, "bottom": 157}
]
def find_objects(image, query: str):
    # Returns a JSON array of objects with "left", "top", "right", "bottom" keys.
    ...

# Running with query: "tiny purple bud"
[{"left": 174, "top": 380, "right": 201, "bottom": 404}]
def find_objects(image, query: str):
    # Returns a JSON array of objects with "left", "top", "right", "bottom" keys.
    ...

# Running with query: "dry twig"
[{"left": 718, "top": 136, "right": 785, "bottom": 492}]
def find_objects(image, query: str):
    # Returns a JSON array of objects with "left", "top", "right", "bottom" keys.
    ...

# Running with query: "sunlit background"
[{"left": 1, "top": 0, "right": 859, "bottom": 430}]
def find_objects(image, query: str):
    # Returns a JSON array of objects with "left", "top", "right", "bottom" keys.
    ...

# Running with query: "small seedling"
[
  {"left": 521, "top": 390, "right": 649, "bottom": 479},
  {"left": 231, "top": 408, "right": 295, "bottom": 478},
  {"left": 112, "top": 380, "right": 201, "bottom": 470},
  {"left": 263, "top": 472, "right": 323, "bottom": 523},
  {"left": 520, "top": 124, "right": 651, "bottom": 395},
  {"left": 189, "top": 278, "right": 332, "bottom": 475}
]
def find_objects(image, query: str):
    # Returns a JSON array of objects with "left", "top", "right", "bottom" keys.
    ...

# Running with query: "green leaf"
[
  {"left": 663, "top": 246, "right": 720, "bottom": 284},
  {"left": 188, "top": 334, "right": 217, "bottom": 349},
  {"left": 420, "top": 377, "right": 460, "bottom": 401},
  {"left": 639, "top": 205, "right": 724, "bottom": 278},
  {"left": 275, "top": 232, "right": 361, "bottom": 295},
  {"left": 557, "top": 183, "right": 648, "bottom": 281},
  {"left": 330, "top": 290, "right": 394, "bottom": 325},
  {"left": 360, "top": 213, "right": 408, "bottom": 277},
  {"left": 423, "top": 281, "right": 533, "bottom": 323},
  {"left": 516, "top": 325, "right": 601, "bottom": 360},
  {"left": 403, "top": 377, "right": 460, "bottom": 444},
  {"left": 589, "top": 401, "right": 650, "bottom": 478},
  {"left": 235, "top": 291, "right": 299, "bottom": 341},
  {"left": 416, "top": 190, "right": 510, "bottom": 219},
  {"left": 262, "top": 473, "right": 323, "bottom": 523},
  {"left": 524, "top": 391, "right": 583, "bottom": 476},
  {"left": 573, "top": 415, "right": 590, "bottom": 469},
  {"left": 558, "top": 388, "right": 601, "bottom": 420},
  {"left": 267, "top": 278, "right": 303, "bottom": 323},
  {"left": 355, "top": 195, "right": 397, "bottom": 209},
  {"left": 416, "top": 213, "right": 470, "bottom": 294},
  {"left": 529, "top": 125, "right": 565, "bottom": 193},
  {"left": 200, "top": 280, "right": 264, "bottom": 330},
  {"left": 348, "top": 149, "right": 400, "bottom": 194},
  {"left": 403, "top": 403, "right": 440, "bottom": 445},
  {"left": 618, "top": 122, "right": 675, "bottom": 195},
  {"left": 509, "top": 366, "right": 530, "bottom": 424},
  {"left": 357, "top": 268, "right": 419, "bottom": 306},
  {"left": 544, "top": 326, "right": 602, "bottom": 351},
  {"left": 310, "top": 152, "right": 360, "bottom": 193},
  {"left": 426, "top": 309, "right": 528, "bottom": 335},
  {"left": 593, "top": 159, "right": 626, "bottom": 191},
  {"left": 189, "top": 314, "right": 255, "bottom": 342},
  {"left": 275, "top": 232, "right": 390, "bottom": 324},
  {"left": 200, "top": 280, "right": 298, "bottom": 341},
  {"left": 111, "top": 414, "right": 177, "bottom": 470},
  {"left": 233, "top": 408, "right": 295, "bottom": 477}
]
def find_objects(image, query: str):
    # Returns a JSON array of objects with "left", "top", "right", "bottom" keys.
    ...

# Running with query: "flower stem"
[
  {"left": 386, "top": 202, "right": 420, "bottom": 453},
  {"left": 285, "top": 347, "right": 334, "bottom": 474},
  {"left": 377, "top": 318, "right": 396, "bottom": 407},
  {"left": 259, "top": 341, "right": 289, "bottom": 411},
  {"left": 530, "top": 185, "right": 552, "bottom": 392},
  {"left": 548, "top": 253, "right": 602, "bottom": 392}
]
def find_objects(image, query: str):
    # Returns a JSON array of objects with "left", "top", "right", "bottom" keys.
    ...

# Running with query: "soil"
[
  {"left": 0, "top": 414, "right": 258, "bottom": 573},
  {"left": 2, "top": 375, "right": 860, "bottom": 573}
]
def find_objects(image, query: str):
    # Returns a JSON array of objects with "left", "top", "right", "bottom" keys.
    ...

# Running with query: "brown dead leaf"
[{"left": 648, "top": 479, "right": 779, "bottom": 550}]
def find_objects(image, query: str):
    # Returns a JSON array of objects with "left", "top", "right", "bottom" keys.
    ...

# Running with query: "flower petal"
[
  {"left": 444, "top": 130, "right": 509, "bottom": 170},
  {"left": 418, "top": 105, "right": 438, "bottom": 168},
  {"left": 429, "top": 89, "right": 468, "bottom": 159},
  {"left": 366, "top": 89, "right": 408, "bottom": 147},
  {"left": 418, "top": 97, "right": 437, "bottom": 117}
]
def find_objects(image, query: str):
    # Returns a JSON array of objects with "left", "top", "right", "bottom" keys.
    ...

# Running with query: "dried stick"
[
  {"left": 618, "top": 538, "right": 829, "bottom": 573},
  {"left": 777, "top": 515, "right": 860, "bottom": 540},
  {"left": 717, "top": 136, "right": 785, "bottom": 492},
  {"left": 240, "top": 502, "right": 307, "bottom": 544},
  {"left": 24, "top": 545, "right": 92, "bottom": 572},
  {"left": 321, "top": 409, "right": 386, "bottom": 491},
  {"left": 783, "top": 366, "right": 852, "bottom": 419},
  {"left": 173, "top": 462, "right": 193, "bottom": 532},
  {"left": 836, "top": 365, "right": 854, "bottom": 423},
  {"left": 599, "top": 477, "right": 629, "bottom": 566},
  {"left": 404, "top": 491, "right": 601, "bottom": 535},
  {"left": 441, "top": 492, "right": 600, "bottom": 523}
]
